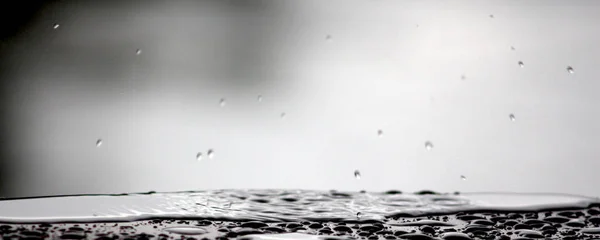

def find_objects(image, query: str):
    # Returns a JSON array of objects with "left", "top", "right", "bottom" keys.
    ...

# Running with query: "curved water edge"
[{"left": 0, "top": 189, "right": 598, "bottom": 224}]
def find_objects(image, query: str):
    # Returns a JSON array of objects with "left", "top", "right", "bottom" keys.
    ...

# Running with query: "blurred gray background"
[{"left": 1, "top": 0, "right": 599, "bottom": 198}]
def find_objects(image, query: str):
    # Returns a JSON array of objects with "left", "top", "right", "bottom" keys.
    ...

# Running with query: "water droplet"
[
  {"left": 257, "top": 95, "right": 263, "bottom": 102},
  {"left": 567, "top": 66, "right": 574, "bottom": 74},
  {"left": 377, "top": 129, "right": 383, "bottom": 137},
  {"left": 460, "top": 74, "right": 466, "bottom": 80},
  {"left": 357, "top": 212, "right": 362, "bottom": 219},
  {"left": 196, "top": 152, "right": 203, "bottom": 161},
  {"left": 354, "top": 170, "right": 361, "bottom": 179},
  {"left": 489, "top": 14, "right": 494, "bottom": 18},
  {"left": 96, "top": 139, "right": 103, "bottom": 147},
  {"left": 509, "top": 114, "right": 516, "bottom": 122},
  {"left": 510, "top": 46, "right": 516, "bottom": 51},
  {"left": 219, "top": 98, "right": 226, "bottom": 107},
  {"left": 424, "top": 141, "right": 433, "bottom": 151},
  {"left": 136, "top": 49, "right": 142, "bottom": 55},
  {"left": 518, "top": 61, "right": 524, "bottom": 68},
  {"left": 207, "top": 149, "right": 214, "bottom": 159},
  {"left": 325, "top": 35, "right": 332, "bottom": 40},
  {"left": 461, "top": 175, "right": 467, "bottom": 181},
  {"left": 53, "top": 23, "right": 60, "bottom": 29},
  {"left": 280, "top": 112, "right": 286, "bottom": 119}
]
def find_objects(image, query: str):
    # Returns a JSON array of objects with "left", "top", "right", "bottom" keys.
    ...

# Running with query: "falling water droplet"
[
  {"left": 53, "top": 23, "right": 60, "bottom": 29},
  {"left": 136, "top": 49, "right": 142, "bottom": 55},
  {"left": 567, "top": 66, "right": 574, "bottom": 74},
  {"left": 425, "top": 141, "right": 433, "bottom": 151},
  {"left": 96, "top": 139, "right": 103, "bottom": 147},
  {"left": 196, "top": 152, "right": 203, "bottom": 161},
  {"left": 461, "top": 175, "right": 467, "bottom": 181},
  {"left": 207, "top": 149, "right": 214, "bottom": 159},
  {"left": 377, "top": 129, "right": 383, "bottom": 137},
  {"left": 354, "top": 170, "right": 361, "bottom": 179},
  {"left": 219, "top": 98, "right": 226, "bottom": 107},
  {"left": 489, "top": 14, "right": 494, "bottom": 18},
  {"left": 280, "top": 112, "right": 286, "bottom": 119},
  {"left": 518, "top": 61, "right": 524, "bottom": 68},
  {"left": 509, "top": 114, "right": 516, "bottom": 122},
  {"left": 510, "top": 46, "right": 515, "bottom": 51},
  {"left": 357, "top": 212, "right": 362, "bottom": 219},
  {"left": 257, "top": 95, "right": 262, "bottom": 102},
  {"left": 325, "top": 35, "right": 331, "bottom": 40},
  {"left": 460, "top": 74, "right": 466, "bottom": 80}
]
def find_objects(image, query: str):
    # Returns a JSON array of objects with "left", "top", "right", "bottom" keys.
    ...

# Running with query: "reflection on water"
[
  {"left": 0, "top": 190, "right": 600, "bottom": 239},
  {"left": 0, "top": 190, "right": 599, "bottom": 239}
]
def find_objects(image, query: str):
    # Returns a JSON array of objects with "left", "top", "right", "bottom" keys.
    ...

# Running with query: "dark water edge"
[
  {"left": 1, "top": 190, "right": 600, "bottom": 239},
  {"left": 2, "top": 206, "right": 600, "bottom": 240}
]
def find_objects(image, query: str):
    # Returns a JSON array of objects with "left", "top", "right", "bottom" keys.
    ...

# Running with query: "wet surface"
[{"left": 0, "top": 190, "right": 599, "bottom": 239}]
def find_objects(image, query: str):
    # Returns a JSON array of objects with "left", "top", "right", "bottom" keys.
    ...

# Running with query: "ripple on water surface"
[{"left": 0, "top": 190, "right": 599, "bottom": 239}]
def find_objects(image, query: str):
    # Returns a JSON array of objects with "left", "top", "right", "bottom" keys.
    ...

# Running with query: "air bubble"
[
  {"left": 53, "top": 23, "right": 60, "bottom": 29},
  {"left": 518, "top": 61, "right": 524, "bottom": 68},
  {"left": 567, "top": 66, "right": 574, "bottom": 74},
  {"left": 219, "top": 98, "right": 226, "bottom": 107},
  {"left": 207, "top": 149, "right": 214, "bottom": 159},
  {"left": 196, "top": 152, "right": 203, "bottom": 161},
  {"left": 96, "top": 139, "right": 103, "bottom": 147},
  {"left": 136, "top": 49, "right": 142, "bottom": 55},
  {"left": 509, "top": 114, "right": 516, "bottom": 122},
  {"left": 354, "top": 170, "right": 361, "bottom": 179},
  {"left": 425, "top": 141, "right": 433, "bottom": 151}
]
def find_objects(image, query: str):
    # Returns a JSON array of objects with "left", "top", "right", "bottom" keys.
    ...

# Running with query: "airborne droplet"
[
  {"left": 207, "top": 149, "right": 214, "bottom": 159},
  {"left": 357, "top": 212, "right": 362, "bottom": 219},
  {"left": 96, "top": 139, "right": 103, "bottom": 147},
  {"left": 377, "top": 129, "right": 383, "bottom": 137},
  {"left": 53, "top": 23, "right": 60, "bottom": 29},
  {"left": 567, "top": 66, "right": 574, "bottom": 74},
  {"left": 354, "top": 170, "right": 361, "bottom": 179},
  {"left": 518, "top": 61, "right": 524, "bottom": 68},
  {"left": 425, "top": 141, "right": 433, "bottom": 151},
  {"left": 219, "top": 98, "right": 226, "bottom": 107},
  {"left": 461, "top": 175, "right": 467, "bottom": 181},
  {"left": 136, "top": 49, "right": 142, "bottom": 55},
  {"left": 196, "top": 152, "right": 203, "bottom": 161},
  {"left": 280, "top": 112, "right": 286, "bottom": 119},
  {"left": 257, "top": 95, "right": 263, "bottom": 102},
  {"left": 509, "top": 114, "right": 516, "bottom": 122}
]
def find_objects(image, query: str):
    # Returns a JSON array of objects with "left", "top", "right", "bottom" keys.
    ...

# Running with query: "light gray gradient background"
[{"left": 2, "top": 0, "right": 599, "bottom": 198}]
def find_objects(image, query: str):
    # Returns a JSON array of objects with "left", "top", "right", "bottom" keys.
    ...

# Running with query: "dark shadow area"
[{"left": 0, "top": 0, "right": 60, "bottom": 197}]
